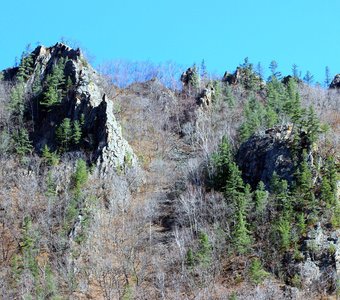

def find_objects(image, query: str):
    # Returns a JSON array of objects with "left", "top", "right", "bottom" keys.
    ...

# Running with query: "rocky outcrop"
[
  {"left": 181, "top": 68, "right": 197, "bottom": 86},
  {"left": 329, "top": 74, "right": 340, "bottom": 89},
  {"left": 236, "top": 125, "right": 295, "bottom": 188},
  {"left": 6, "top": 43, "right": 136, "bottom": 171},
  {"left": 197, "top": 85, "right": 214, "bottom": 107},
  {"left": 222, "top": 69, "right": 241, "bottom": 85},
  {"left": 294, "top": 224, "right": 339, "bottom": 293}
]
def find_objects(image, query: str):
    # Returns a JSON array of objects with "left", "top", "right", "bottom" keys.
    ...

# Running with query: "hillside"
[{"left": 0, "top": 43, "right": 339, "bottom": 300}]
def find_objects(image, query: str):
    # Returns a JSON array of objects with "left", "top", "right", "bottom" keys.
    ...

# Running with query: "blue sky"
[{"left": 1, "top": 0, "right": 340, "bottom": 84}]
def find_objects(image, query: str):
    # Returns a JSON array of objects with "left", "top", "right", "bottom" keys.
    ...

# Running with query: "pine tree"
[
  {"left": 224, "top": 84, "right": 235, "bottom": 107},
  {"left": 303, "top": 71, "right": 314, "bottom": 85},
  {"left": 17, "top": 54, "right": 34, "bottom": 82},
  {"left": 196, "top": 232, "right": 212, "bottom": 266},
  {"left": 200, "top": 59, "right": 207, "bottom": 80},
  {"left": 304, "top": 106, "right": 320, "bottom": 146},
  {"left": 40, "top": 58, "right": 66, "bottom": 109},
  {"left": 254, "top": 181, "right": 268, "bottom": 214},
  {"left": 238, "top": 58, "right": 260, "bottom": 91},
  {"left": 277, "top": 217, "right": 291, "bottom": 251},
  {"left": 249, "top": 258, "right": 269, "bottom": 285},
  {"left": 233, "top": 210, "right": 252, "bottom": 254},
  {"left": 185, "top": 248, "right": 195, "bottom": 267},
  {"left": 256, "top": 62, "right": 264, "bottom": 80},
  {"left": 210, "top": 136, "right": 233, "bottom": 191},
  {"left": 239, "top": 96, "right": 266, "bottom": 141},
  {"left": 264, "top": 106, "right": 278, "bottom": 128},
  {"left": 46, "top": 171, "right": 57, "bottom": 198},
  {"left": 296, "top": 212, "right": 306, "bottom": 236},
  {"left": 292, "top": 64, "right": 299, "bottom": 79},
  {"left": 8, "top": 82, "right": 25, "bottom": 120},
  {"left": 42, "top": 144, "right": 59, "bottom": 166},
  {"left": 56, "top": 118, "right": 72, "bottom": 151},
  {"left": 12, "top": 128, "right": 32, "bottom": 157},
  {"left": 321, "top": 157, "right": 338, "bottom": 207},
  {"left": 284, "top": 78, "right": 302, "bottom": 124},
  {"left": 224, "top": 162, "right": 247, "bottom": 208},
  {"left": 269, "top": 60, "right": 282, "bottom": 80},
  {"left": 266, "top": 77, "right": 286, "bottom": 116},
  {"left": 72, "top": 120, "right": 82, "bottom": 145},
  {"left": 324, "top": 66, "right": 331, "bottom": 87},
  {"left": 294, "top": 150, "right": 315, "bottom": 211},
  {"left": 73, "top": 159, "right": 88, "bottom": 192}
]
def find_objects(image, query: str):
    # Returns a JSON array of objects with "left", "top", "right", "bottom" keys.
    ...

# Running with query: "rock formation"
[
  {"left": 285, "top": 223, "right": 340, "bottom": 294},
  {"left": 222, "top": 69, "right": 241, "bottom": 85},
  {"left": 197, "top": 85, "right": 214, "bottom": 107},
  {"left": 329, "top": 74, "right": 340, "bottom": 89},
  {"left": 236, "top": 125, "right": 295, "bottom": 188},
  {"left": 4, "top": 43, "right": 136, "bottom": 171},
  {"left": 180, "top": 67, "right": 197, "bottom": 87}
]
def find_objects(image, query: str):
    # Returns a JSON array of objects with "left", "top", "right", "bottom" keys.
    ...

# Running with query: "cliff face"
[
  {"left": 4, "top": 42, "right": 136, "bottom": 171},
  {"left": 236, "top": 125, "right": 295, "bottom": 189}
]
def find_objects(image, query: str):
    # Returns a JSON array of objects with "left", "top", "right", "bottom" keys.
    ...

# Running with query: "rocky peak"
[{"left": 5, "top": 43, "right": 137, "bottom": 171}]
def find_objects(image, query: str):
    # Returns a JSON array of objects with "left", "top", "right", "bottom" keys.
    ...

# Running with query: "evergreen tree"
[
  {"left": 72, "top": 120, "right": 82, "bottom": 145},
  {"left": 256, "top": 62, "right": 264, "bottom": 80},
  {"left": 46, "top": 171, "right": 57, "bottom": 198},
  {"left": 296, "top": 212, "right": 307, "bottom": 236},
  {"left": 196, "top": 232, "right": 212, "bottom": 267},
  {"left": 8, "top": 82, "right": 25, "bottom": 121},
  {"left": 224, "top": 84, "right": 235, "bottom": 107},
  {"left": 210, "top": 136, "right": 233, "bottom": 191},
  {"left": 56, "top": 118, "right": 72, "bottom": 151},
  {"left": 321, "top": 157, "right": 338, "bottom": 207},
  {"left": 40, "top": 58, "right": 66, "bottom": 109},
  {"left": 249, "top": 258, "right": 269, "bottom": 285},
  {"left": 239, "top": 96, "right": 267, "bottom": 141},
  {"left": 185, "top": 248, "right": 195, "bottom": 267},
  {"left": 238, "top": 58, "right": 260, "bottom": 91},
  {"left": 73, "top": 159, "right": 88, "bottom": 192},
  {"left": 233, "top": 210, "right": 252, "bottom": 254},
  {"left": 294, "top": 151, "right": 315, "bottom": 211},
  {"left": 224, "top": 162, "right": 247, "bottom": 208},
  {"left": 266, "top": 77, "right": 285, "bottom": 121},
  {"left": 186, "top": 64, "right": 200, "bottom": 91},
  {"left": 42, "top": 144, "right": 59, "bottom": 166},
  {"left": 264, "top": 106, "right": 278, "bottom": 128},
  {"left": 292, "top": 64, "right": 300, "bottom": 79},
  {"left": 283, "top": 78, "right": 302, "bottom": 124},
  {"left": 303, "top": 106, "right": 320, "bottom": 146},
  {"left": 200, "top": 59, "right": 207, "bottom": 80},
  {"left": 269, "top": 60, "right": 282, "bottom": 80},
  {"left": 324, "top": 66, "right": 331, "bottom": 87},
  {"left": 12, "top": 128, "right": 32, "bottom": 157},
  {"left": 254, "top": 181, "right": 268, "bottom": 214},
  {"left": 17, "top": 54, "right": 34, "bottom": 82},
  {"left": 277, "top": 217, "right": 291, "bottom": 251},
  {"left": 303, "top": 71, "right": 314, "bottom": 85}
]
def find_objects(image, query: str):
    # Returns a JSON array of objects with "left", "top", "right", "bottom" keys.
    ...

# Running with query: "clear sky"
[{"left": 1, "top": 0, "right": 340, "bottom": 84}]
